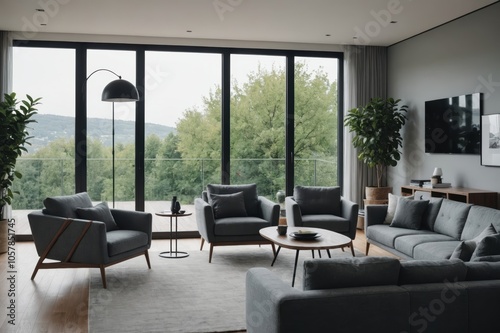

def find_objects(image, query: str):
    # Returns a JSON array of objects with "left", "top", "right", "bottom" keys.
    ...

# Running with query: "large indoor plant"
[
  {"left": 0, "top": 93, "right": 40, "bottom": 253},
  {"left": 344, "top": 97, "right": 408, "bottom": 203}
]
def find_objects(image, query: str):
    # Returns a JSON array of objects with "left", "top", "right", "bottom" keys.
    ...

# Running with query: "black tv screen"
[{"left": 424, "top": 93, "right": 482, "bottom": 154}]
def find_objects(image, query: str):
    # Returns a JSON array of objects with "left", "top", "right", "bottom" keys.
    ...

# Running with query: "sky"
[{"left": 12, "top": 47, "right": 338, "bottom": 128}]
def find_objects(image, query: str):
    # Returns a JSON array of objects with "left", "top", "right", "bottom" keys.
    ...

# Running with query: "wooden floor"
[{"left": 0, "top": 229, "right": 397, "bottom": 333}]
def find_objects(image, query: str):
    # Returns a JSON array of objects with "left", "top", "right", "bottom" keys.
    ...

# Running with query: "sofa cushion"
[
  {"left": 398, "top": 259, "right": 467, "bottom": 285},
  {"left": 43, "top": 192, "right": 93, "bottom": 218},
  {"left": 394, "top": 233, "right": 456, "bottom": 258},
  {"left": 451, "top": 224, "right": 497, "bottom": 261},
  {"left": 366, "top": 224, "right": 432, "bottom": 249},
  {"left": 433, "top": 200, "right": 472, "bottom": 239},
  {"left": 461, "top": 205, "right": 500, "bottom": 241},
  {"left": 465, "top": 261, "right": 500, "bottom": 281},
  {"left": 413, "top": 240, "right": 462, "bottom": 260},
  {"left": 471, "top": 233, "right": 500, "bottom": 261},
  {"left": 390, "top": 199, "right": 429, "bottom": 230},
  {"left": 293, "top": 186, "right": 340, "bottom": 216},
  {"left": 208, "top": 191, "right": 247, "bottom": 219},
  {"left": 384, "top": 193, "right": 414, "bottom": 224},
  {"left": 421, "top": 198, "right": 444, "bottom": 230},
  {"left": 303, "top": 257, "right": 401, "bottom": 290},
  {"left": 207, "top": 184, "right": 260, "bottom": 217},
  {"left": 106, "top": 230, "right": 149, "bottom": 257},
  {"left": 76, "top": 201, "right": 118, "bottom": 231},
  {"left": 214, "top": 216, "right": 270, "bottom": 236}
]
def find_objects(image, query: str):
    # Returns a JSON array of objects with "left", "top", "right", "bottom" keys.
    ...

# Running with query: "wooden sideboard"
[{"left": 401, "top": 185, "right": 498, "bottom": 209}]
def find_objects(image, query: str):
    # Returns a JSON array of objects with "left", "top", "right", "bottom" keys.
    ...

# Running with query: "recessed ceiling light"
[
  {"left": 36, "top": 8, "right": 45, "bottom": 12},
  {"left": 353, "top": 36, "right": 358, "bottom": 39},
  {"left": 325, "top": 34, "right": 331, "bottom": 37},
  {"left": 390, "top": 21, "right": 397, "bottom": 24},
  {"left": 186, "top": 30, "right": 192, "bottom": 33}
]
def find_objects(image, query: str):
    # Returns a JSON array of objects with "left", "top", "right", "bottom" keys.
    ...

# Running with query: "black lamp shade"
[{"left": 101, "top": 79, "right": 139, "bottom": 102}]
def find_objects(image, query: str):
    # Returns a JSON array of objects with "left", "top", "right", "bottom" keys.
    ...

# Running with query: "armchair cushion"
[
  {"left": 208, "top": 191, "right": 248, "bottom": 219},
  {"left": 106, "top": 230, "right": 149, "bottom": 257},
  {"left": 207, "top": 184, "right": 260, "bottom": 217},
  {"left": 76, "top": 202, "right": 118, "bottom": 231},
  {"left": 214, "top": 216, "right": 271, "bottom": 236},
  {"left": 43, "top": 192, "right": 93, "bottom": 218},
  {"left": 293, "top": 186, "right": 340, "bottom": 216}
]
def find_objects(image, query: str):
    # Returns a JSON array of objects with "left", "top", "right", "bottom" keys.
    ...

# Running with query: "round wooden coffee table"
[{"left": 259, "top": 226, "right": 354, "bottom": 286}]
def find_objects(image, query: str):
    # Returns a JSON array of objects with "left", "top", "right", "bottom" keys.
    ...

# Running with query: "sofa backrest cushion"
[
  {"left": 461, "top": 205, "right": 500, "bottom": 241},
  {"left": 43, "top": 192, "right": 93, "bottom": 218},
  {"left": 465, "top": 261, "right": 500, "bottom": 281},
  {"left": 398, "top": 259, "right": 467, "bottom": 285},
  {"left": 76, "top": 201, "right": 118, "bottom": 231},
  {"left": 303, "top": 257, "right": 400, "bottom": 290},
  {"left": 433, "top": 199, "right": 472, "bottom": 239},
  {"left": 206, "top": 184, "right": 260, "bottom": 217},
  {"left": 293, "top": 186, "right": 341, "bottom": 216}
]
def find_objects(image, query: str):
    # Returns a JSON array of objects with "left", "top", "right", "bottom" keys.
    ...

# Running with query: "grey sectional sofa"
[
  {"left": 246, "top": 256, "right": 500, "bottom": 333},
  {"left": 365, "top": 198, "right": 500, "bottom": 260}
]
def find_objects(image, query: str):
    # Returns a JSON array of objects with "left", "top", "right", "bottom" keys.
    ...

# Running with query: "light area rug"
[{"left": 89, "top": 245, "right": 362, "bottom": 333}]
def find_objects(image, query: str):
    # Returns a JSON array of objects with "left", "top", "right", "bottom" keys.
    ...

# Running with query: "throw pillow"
[
  {"left": 470, "top": 233, "right": 500, "bottom": 261},
  {"left": 208, "top": 191, "right": 247, "bottom": 219},
  {"left": 390, "top": 199, "right": 429, "bottom": 230},
  {"left": 450, "top": 224, "right": 497, "bottom": 261},
  {"left": 76, "top": 201, "right": 118, "bottom": 231},
  {"left": 384, "top": 193, "right": 414, "bottom": 224}
]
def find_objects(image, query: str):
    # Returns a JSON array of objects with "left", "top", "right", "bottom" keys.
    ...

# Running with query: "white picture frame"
[{"left": 481, "top": 114, "right": 500, "bottom": 167}]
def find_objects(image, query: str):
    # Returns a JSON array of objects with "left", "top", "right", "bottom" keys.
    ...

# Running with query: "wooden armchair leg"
[
  {"left": 200, "top": 238, "right": 205, "bottom": 251},
  {"left": 31, "top": 257, "right": 44, "bottom": 280},
  {"left": 100, "top": 265, "right": 107, "bottom": 289},
  {"left": 350, "top": 242, "right": 355, "bottom": 257},
  {"left": 144, "top": 250, "right": 151, "bottom": 269},
  {"left": 366, "top": 242, "right": 370, "bottom": 256},
  {"left": 208, "top": 244, "right": 214, "bottom": 263}
]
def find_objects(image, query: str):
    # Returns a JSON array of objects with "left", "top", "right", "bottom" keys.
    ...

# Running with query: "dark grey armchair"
[
  {"left": 28, "top": 192, "right": 152, "bottom": 288},
  {"left": 195, "top": 184, "right": 280, "bottom": 262},
  {"left": 285, "top": 186, "right": 359, "bottom": 242}
]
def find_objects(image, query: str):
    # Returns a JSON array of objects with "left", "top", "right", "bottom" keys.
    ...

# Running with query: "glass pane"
[
  {"left": 294, "top": 57, "right": 339, "bottom": 187},
  {"left": 87, "top": 50, "right": 136, "bottom": 210},
  {"left": 145, "top": 51, "right": 221, "bottom": 231},
  {"left": 11, "top": 47, "right": 76, "bottom": 235},
  {"left": 230, "top": 55, "right": 286, "bottom": 201}
]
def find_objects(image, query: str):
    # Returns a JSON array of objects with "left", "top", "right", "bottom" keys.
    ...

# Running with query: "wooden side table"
[{"left": 155, "top": 211, "right": 192, "bottom": 258}]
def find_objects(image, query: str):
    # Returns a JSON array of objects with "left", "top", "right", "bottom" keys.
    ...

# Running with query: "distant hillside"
[{"left": 27, "top": 114, "right": 175, "bottom": 152}]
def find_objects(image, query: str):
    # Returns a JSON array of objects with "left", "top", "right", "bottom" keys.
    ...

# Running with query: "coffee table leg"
[
  {"left": 292, "top": 250, "right": 300, "bottom": 287},
  {"left": 327, "top": 249, "right": 331, "bottom": 258},
  {"left": 271, "top": 246, "right": 282, "bottom": 266}
]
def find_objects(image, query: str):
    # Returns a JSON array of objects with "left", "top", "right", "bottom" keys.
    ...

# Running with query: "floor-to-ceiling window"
[
  {"left": 294, "top": 56, "right": 339, "bottom": 187},
  {"left": 11, "top": 46, "right": 75, "bottom": 235},
  {"left": 230, "top": 54, "right": 286, "bottom": 200},
  {"left": 86, "top": 49, "right": 137, "bottom": 210},
  {"left": 144, "top": 51, "right": 221, "bottom": 231},
  {"left": 11, "top": 41, "right": 342, "bottom": 237}
]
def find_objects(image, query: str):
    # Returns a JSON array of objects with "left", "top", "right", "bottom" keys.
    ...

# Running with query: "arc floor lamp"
[{"left": 86, "top": 69, "right": 139, "bottom": 207}]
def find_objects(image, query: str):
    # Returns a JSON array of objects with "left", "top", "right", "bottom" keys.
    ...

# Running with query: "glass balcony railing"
[{"left": 12, "top": 157, "right": 337, "bottom": 236}]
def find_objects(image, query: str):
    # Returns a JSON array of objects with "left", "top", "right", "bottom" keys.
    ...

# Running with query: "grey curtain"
[
  {"left": 0, "top": 31, "right": 12, "bottom": 99},
  {"left": 343, "top": 45, "right": 388, "bottom": 208}
]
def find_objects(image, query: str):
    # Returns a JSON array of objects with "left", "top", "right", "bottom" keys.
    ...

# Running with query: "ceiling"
[{"left": 0, "top": 0, "right": 498, "bottom": 46}]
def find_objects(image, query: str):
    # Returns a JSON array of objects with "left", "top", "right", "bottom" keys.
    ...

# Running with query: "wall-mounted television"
[{"left": 424, "top": 92, "right": 482, "bottom": 154}]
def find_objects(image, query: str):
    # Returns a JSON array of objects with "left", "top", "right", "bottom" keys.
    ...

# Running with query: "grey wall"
[{"left": 387, "top": 3, "right": 500, "bottom": 198}]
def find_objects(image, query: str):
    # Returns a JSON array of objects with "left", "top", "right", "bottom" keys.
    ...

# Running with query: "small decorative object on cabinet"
[{"left": 401, "top": 185, "right": 497, "bottom": 208}]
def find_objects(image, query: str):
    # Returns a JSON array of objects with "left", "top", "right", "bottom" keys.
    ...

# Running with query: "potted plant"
[
  {"left": 344, "top": 97, "right": 408, "bottom": 203},
  {"left": 0, "top": 93, "right": 40, "bottom": 253}
]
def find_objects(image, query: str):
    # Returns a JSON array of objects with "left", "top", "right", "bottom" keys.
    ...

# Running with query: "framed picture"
[{"left": 481, "top": 114, "right": 500, "bottom": 166}]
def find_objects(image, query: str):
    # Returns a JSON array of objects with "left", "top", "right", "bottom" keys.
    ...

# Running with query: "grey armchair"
[
  {"left": 285, "top": 185, "right": 359, "bottom": 243},
  {"left": 28, "top": 192, "right": 152, "bottom": 288},
  {"left": 195, "top": 184, "right": 280, "bottom": 262}
]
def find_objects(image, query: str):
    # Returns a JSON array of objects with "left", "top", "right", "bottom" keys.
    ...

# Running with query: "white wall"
[{"left": 387, "top": 3, "right": 500, "bottom": 198}]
